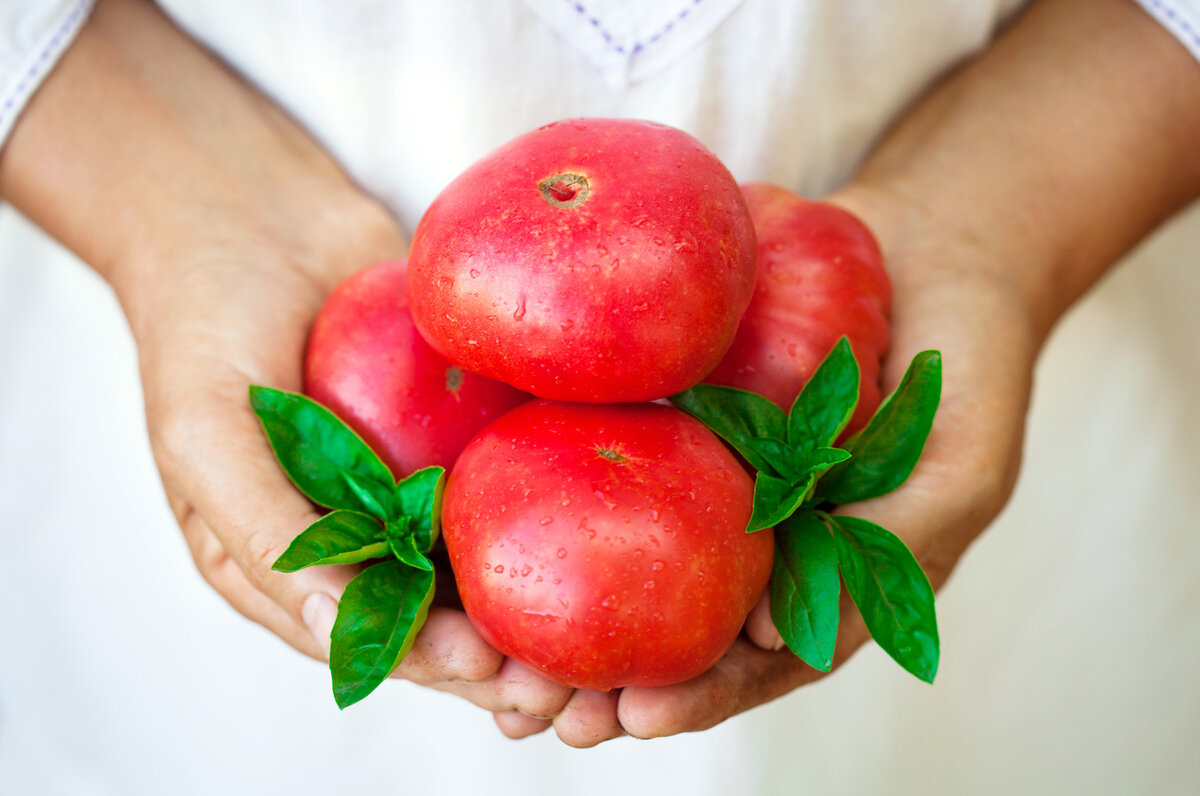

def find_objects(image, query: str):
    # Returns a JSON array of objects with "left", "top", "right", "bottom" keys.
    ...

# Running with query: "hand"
[
  {"left": 509, "top": 184, "right": 1037, "bottom": 744},
  {"left": 492, "top": 0, "right": 1200, "bottom": 745},
  {"left": 0, "top": 0, "right": 578, "bottom": 717}
]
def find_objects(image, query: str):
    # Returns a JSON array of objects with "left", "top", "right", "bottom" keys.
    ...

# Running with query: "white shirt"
[{"left": 3, "top": 2, "right": 1200, "bottom": 794}]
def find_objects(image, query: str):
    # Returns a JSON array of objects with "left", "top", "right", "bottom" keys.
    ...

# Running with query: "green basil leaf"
[
  {"left": 339, "top": 471, "right": 390, "bottom": 521},
  {"left": 788, "top": 337, "right": 860, "bottom": 451},
  {"left": 817, "top": 351, "right": 941, "bottom": 505},
  {"left": 801, "top": 446, "right": 852, "bottom": 475},
  {"left": 830, "top": 515, "right": 938, "bottom": 683},
  {"left": 748, "top": 473, "right": 813, "bottom": 532},
  {"left": 745, "top": 438, "right": 799, "bottom": 480},
  {"left": 386, "top": 527, "right": 434, "bottom": 573},
  {"left": 670, "top": 385, "right": 788, "bottom": 475},
  {"left": 771, "top": 512, "right": 841, "bottom": 671},
  {"left": 249, "top": 386, "right": 396, "bottom": 516},
  {"left": 272, "top": 510, "right": 388, "bottom": 572},
  {"left": 392, "top": 466, "right": 445, "bottom": 554},
  {"left": 329, "top": 559, "right": 435, "bottom": 709}
]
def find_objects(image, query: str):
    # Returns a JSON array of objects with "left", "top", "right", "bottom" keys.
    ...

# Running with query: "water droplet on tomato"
[
  {"left": 539, "top": 516, "right": 554, "bottom": 526},
  {"left": 513, "top": 300, "right": 527, "bottom": 321},
  {"left": 652, "top": 560, "right": 665, "bottom": 572},
  {"left": 556, "top": 548, "right": 568, "bottom": 558},
  {"left": 594, "top": 490, "right": 618, "bottom": 511},
  {"left": 469, "top": 269, "right": 480, "bottom": 278},
  {"left": 601, "top": 594, "right": 620, "bottom": 611},
  {"left": 493, "top": 565, "right": 505, "bottom": 574},
  {"left": 643, "top": 580, "right": 656, "bottom": 590}
]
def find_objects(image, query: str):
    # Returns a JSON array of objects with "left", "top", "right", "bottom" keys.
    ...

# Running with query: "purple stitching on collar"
[
  {"left": 1139, "top": 0, "right": 1200, "bottom": 52},
  {"left": 0, "top": 0, "right": 91, "bottom": 132},
  {"left": 562, "top": 0, "right": 705, "bottom": 57}
]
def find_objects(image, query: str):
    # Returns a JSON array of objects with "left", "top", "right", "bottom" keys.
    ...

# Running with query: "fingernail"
[
  {"left": 772, "top": 633, "right": 786, "bottom": 652},
  {"left": 302, "top": 592, "right": 337, "bottom": 659}
]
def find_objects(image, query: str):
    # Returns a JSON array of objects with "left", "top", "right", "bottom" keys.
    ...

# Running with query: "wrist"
[{"left": 828, "top": 179, "right": 1049, "bottom": 350}]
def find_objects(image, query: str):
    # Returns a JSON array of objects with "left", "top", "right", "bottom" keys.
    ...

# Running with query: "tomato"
[
  {"left": 442, "top": 399, "right": 773, "bottom": 690},
  {"left": 705, "top": 183, "right": 891, "bottom": 434},
  {"left": 406, "top": 118, "right": 758, "bottom": 403},
  {"left": 304, "top": 260, "right": 530, "bottom": 477}
]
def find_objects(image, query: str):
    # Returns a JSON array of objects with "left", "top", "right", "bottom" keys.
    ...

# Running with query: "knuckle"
[{"left": 237, "top": 527, "right": 290, "bottom": 590}]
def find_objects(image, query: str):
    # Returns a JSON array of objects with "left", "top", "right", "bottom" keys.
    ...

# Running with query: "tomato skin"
[
  {"left": 443, "top": 400, "right": 773, "bottom": 690},
  {"left": 407, "top": 118, "right": 758, "bottom": 403},
  {"left": 304, "top": 261, "right": 530, "bottom": 478},
  {"left": 705, "top": 184, "right": 891, "bottom": 434}
]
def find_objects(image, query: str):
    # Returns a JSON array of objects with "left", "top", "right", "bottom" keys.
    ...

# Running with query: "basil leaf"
[
  {"left": 392, "top": 466, "right": 445, "bottom": 554},
  {"left": 817, "top": 351, "right": 941, "bottom": 505},
  {"left": 788, "top": 337, "right": 860, "bottom": 451},
  {"left": 272, "top": 510, "right": 388, "bottom": 572},
  {"left": 330, "top": 559, "right": 436, "bottom": 709},
  {"left": 249, "top": 386, "right": 396, "bottom": 516},
  {"left": 748, "top": 473, "right": 813, "bottom": 532},
  {"left": 745, "top": 438, "right": 799, "bottom": 480},
  {"left": 670, "top": 385, "right": 788, "bottom": 475},
  {"left": 339, "top": 471, "right": 390, "bottom": 521},
  {"left": 771, "top": 512, "right": 840, "bottom": 671},
  {"left": 830, "top": 515, "right": 938, "bottom": 683},
  {"left": 386, "top": 526, "right": 434, "bottom": 573}
]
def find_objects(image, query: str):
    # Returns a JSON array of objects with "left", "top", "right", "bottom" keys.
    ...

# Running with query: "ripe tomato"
[
  {"left": 442, "top": 400, "right": 773, "bottom": 690},
  {"left": 705, "top": 184, "right": 891, "bottom": 434},
  {"left": 304, "top": 260, "right": 530, "bottom": 478},
  {"left": 407, "top": 118, "right": 758, "bottom": 403}
]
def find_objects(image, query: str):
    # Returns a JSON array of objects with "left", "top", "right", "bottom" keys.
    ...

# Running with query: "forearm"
[
  {"left": 0, "top": 0, "right": 398, "bottom": 337},
  {"left": 838, "top": 0, "right": 1200, "bottom": 341}
]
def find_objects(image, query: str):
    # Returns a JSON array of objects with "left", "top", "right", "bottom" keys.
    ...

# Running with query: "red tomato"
[
  {"left": 442, "top": 400, "right": 773, "bottom": 690},
  {"left": 705, "top": 184, "right": 891, "bottom": 434},
  {"left": 304, "top": 261, "right": 530, "bottom": 478},
  {"left": 407, "top": 118, "right": 758, "bottom": 403}
]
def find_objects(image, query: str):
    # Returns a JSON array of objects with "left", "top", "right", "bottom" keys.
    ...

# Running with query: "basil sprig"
[
  {"left": 671, "top": 337, "right": 942, "bottom": 682},
  {"left": 249, "top": 385, "right": 444, "bottom": 708}
]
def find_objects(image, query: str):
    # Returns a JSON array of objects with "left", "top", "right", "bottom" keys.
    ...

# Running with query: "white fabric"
[
  {"left": 518, "top": 0, "right": 747, "bottom": 87},
  {"left": 0, "top": 0, "right": 92, "bottom": 149},
  {"left": 1133, "top": 0, "right": 1200, "bottom": 63},
  {"left": 3, "top": 1, "right": 1200, "bottom": 794}
]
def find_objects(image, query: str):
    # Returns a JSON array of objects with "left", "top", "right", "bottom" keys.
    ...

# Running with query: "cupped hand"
[{"left": 505, "top": 181, "right": 1042, "bottom": 745}]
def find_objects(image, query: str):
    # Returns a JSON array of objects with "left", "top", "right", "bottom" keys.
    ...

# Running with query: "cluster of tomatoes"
[{"left": 303, "top": 119, "right": 890, "bottom": 691}]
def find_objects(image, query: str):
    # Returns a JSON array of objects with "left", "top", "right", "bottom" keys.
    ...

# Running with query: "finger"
[
  {"left": 552, "top": 688, "right": 624, "bottom": 748},
  {"left": 177, "top": 503, "right": 342, "bottom": 660},
  {"left": 428, "top": 658, "right": 574, "bottom": 719},
  {"left": 745, "top": 590, "right": 784, "bottom": 651},
  {"left": 389, "top": 607, "right": 504, "bottom": 685},
  {"left": 493, "top": 710, "right": 554, "bottom": 739},
  {"left": 151, "top": 375, "right": 360, "bottom": 656},
  {"left": 617, "top": 624, "right": 869, "bottom": 740}
]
